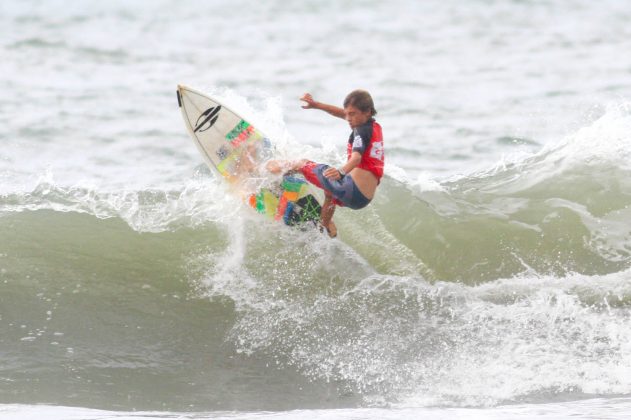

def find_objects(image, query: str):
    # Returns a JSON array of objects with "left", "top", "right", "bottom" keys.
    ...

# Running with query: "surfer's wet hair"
[{"left": 343, "top": 90, "right": 377, "bottom": 116}]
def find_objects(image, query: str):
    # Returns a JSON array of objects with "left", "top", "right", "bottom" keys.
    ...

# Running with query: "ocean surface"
[{"left": 2, "top": 0, "right": 631, "bottom": 419}]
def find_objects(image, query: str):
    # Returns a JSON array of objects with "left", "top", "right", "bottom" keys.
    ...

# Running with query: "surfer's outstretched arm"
[{"left": 300, "top": 93, "right": 345, "bottom": 120}]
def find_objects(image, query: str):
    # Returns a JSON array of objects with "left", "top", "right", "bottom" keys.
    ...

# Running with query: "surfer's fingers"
[
  {"left": 323, "top": 168, "right": 340, "bottom": 180},
  {"left": 300, "top": 93, "right": 315, "bottom": 108}
]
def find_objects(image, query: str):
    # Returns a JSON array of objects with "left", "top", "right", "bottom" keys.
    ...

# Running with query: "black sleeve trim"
[{"left": 351, "top": 123, "right": 373, "bottom": 154}]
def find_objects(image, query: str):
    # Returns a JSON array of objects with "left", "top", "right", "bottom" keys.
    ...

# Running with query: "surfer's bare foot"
[{"left": 322, "top": 220, "right": 337, "bottom": 238}]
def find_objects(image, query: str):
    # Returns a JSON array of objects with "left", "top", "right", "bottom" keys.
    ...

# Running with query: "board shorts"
[{"left": 300, "top": 161, "right": 371, "bottom": 210}]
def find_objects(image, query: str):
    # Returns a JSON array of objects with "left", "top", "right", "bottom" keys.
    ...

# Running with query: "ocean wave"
[
  {"left": 3, "top": 101, "right": 631, "bottom": 281},
  {"left": 387, "top": 102, "right": 631, "bottom": 281},
  {"left": 6, "top": 210, "right": 631, "bottom": 407},
  {"left": 4, "top": 207, "right": 631, "bottom": 408},
  {"left": 3, "top": 102, "right": 631, "bottom": 409}
]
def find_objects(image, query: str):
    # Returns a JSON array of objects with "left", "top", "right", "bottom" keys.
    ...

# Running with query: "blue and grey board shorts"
[{"left": 300, "top": 161, "right": 371, "bottom": 210}]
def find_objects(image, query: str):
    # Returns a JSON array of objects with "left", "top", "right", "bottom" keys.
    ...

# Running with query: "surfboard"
[{"left": 176, "top": 85, "right": 322, "bottom": 226}]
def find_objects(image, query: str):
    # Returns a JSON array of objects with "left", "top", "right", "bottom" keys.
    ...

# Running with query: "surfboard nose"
[{"left": 176, "top": 86, "right": 183, "bottom": 107}]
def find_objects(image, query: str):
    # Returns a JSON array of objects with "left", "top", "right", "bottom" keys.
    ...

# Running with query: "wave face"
[
  {"left": 377, "top": 102, "right": 631, "bottom": 282},
  {"left": 2, "top": 104, "right": 631, "bottom": 411}
]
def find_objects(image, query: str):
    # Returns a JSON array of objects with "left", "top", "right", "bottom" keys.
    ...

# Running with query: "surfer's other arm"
[
  {"left": 300, "top": 93, "right": 345, "bottom": 119},
  {"left": 323, "top": 151, "right": 362, "bottom": 181}
]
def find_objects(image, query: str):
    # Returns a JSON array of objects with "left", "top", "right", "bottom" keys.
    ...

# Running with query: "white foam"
[
  {"left": 4, "top": 399, "right": 631, "bottom": 420},
  {"left": 398, "top": 270, "right": 631, "bottom": 407},
  {"left": 0, "top": 167, "right": 242, "bottom": 232}
]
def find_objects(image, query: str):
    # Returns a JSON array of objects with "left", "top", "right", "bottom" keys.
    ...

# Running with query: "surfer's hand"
[
  {"left": 323, "top": 167, "right": 341, "bottom": 180},
  {"left": 300, "top": 93, "right": 317, "bottom": 109},
  {"left": 265, "top": 160, "right": 284, "bottom": 174}
]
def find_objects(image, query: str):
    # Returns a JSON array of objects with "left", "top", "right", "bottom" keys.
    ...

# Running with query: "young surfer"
[{"left": 267, "top": 90, "right": 384, "bottom": 237}]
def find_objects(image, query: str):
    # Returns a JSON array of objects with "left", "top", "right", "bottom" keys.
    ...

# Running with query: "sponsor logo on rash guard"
[{"left": 370, "top": 140, "right": 384, "bottom": 160}]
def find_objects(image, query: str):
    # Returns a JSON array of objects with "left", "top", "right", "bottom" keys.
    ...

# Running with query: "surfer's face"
[{"left": 344, "top": 105, "right": 372, "bottom": 129}]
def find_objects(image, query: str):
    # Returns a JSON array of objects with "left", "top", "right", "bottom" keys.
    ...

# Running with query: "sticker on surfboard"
[{"left": 176, "top": 85, "right": 322, "bottom": 226}]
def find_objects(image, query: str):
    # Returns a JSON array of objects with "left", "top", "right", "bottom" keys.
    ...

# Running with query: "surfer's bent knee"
[{"left": 298, "top": 161, "right": 371, "bottom": 210}]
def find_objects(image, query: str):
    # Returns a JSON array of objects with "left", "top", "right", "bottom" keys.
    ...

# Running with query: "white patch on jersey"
[
  {"left": 370, "top": 140, "right": 384, "bottom": 160},
  {"left": 353, "top": 134, "right": 364, "bottom": 150}
]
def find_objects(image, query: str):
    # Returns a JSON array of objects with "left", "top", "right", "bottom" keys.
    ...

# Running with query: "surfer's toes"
[{"left": 325, "top": 221, "right": 337, "bottom": 238}]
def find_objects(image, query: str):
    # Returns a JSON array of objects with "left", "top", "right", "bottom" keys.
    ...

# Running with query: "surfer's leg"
[
  {"left": 320, "top": 193, "right": 337, "bottom": 238},
  {"left": 290, "top": 160, "right": 338, "bottom": 237}
]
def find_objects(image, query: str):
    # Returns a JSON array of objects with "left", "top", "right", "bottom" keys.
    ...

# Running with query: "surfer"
[{"left": 267, "top": 90, "right": 384, "bottom": 237}]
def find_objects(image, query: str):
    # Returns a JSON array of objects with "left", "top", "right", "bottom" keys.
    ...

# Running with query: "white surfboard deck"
[
  {"left": 177, "top": 85, "right": 323, "bottom": 225},
  {"left": 177, "top": 84, "right": 273, "bottom": 183}
]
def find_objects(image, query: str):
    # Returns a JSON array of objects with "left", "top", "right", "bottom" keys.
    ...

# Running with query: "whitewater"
[{"left": 2, "top": 1, "right": 631, "bottom": 419}]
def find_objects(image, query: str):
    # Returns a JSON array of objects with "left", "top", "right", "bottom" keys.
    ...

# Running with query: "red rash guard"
[{"left": 347, "top": 119, "right": 384, "bottom": 181}]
